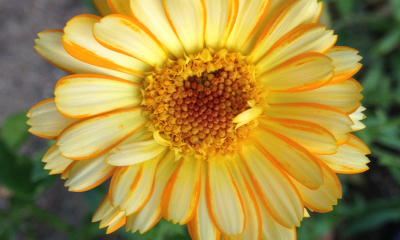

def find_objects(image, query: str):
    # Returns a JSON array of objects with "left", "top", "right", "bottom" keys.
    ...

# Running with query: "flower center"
[{"left": 144, "top": 49, "right": 261, "bottom": 159}]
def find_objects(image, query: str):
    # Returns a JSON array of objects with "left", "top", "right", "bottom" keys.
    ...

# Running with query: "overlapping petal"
[
  {"left": 130, "top": 0, "right": 185, "bottom": 59},
  {"left": 27, "top": 98, "right": 77, "bottom": 139},
  {"left": 266, "top": 79, "right": 363, "bottom": 114},
  {"left": 162, "top": 157, "right": 201, "bottom": 225},
  {"left": 239, "top": 146, "right": 304, "bottom": 228},
  {"left": 318, "top": 134, "right": 370, "bottom": 174},
  {"left": 62, "top": 15, "right": 152, "bottom": 77},
  {"left": 226, "top": 159, "right": 262, "bottom": 240},
  {"left": 106, "top": 140, "right": 168, "bottom": 166},
  {"left": 126, "top": 151, "right": 180, "bottom": 233},
  {"left": 54, "top": 74, "right": 142, "bottom": 118},
  {"left": 265, "top": 103, "right": 354, "bottom": 145},
  {"left": 290, "top": 160, "right": 342, "bottom": 213},
  {"left": 326, "top": 46, "right": 363, "bottom": 84},
  {"left": 110, "top": 150, "right": 164, "bottom": 215},
  {"left": 65, "top": 153, "right": 115, "bottom": 192},
  {"left": 256, "top": 23, "right": 337, "bottom": 75},
  {"left": 253, "top": 127, "right": 324, "bottom": 189},
  {"left": 204, "top": 0, "right": 238, "bottom": 51},
  {"left": 34, "top": 30, "right": 142, "bottom": 82},
  {"left": 164, "top": 0, "right": 205, "bottom": 55},
  {"left": 258, "top": 52, "right": 334, "bottom": 92},
  {"left": 206, "top": 160, "right": 246, "bottom": 236},
  {"left": 57, "top": 108, "right": 147, "bottom": 160},
  {"left": 42, "top": 145, "right": 73, "bottom": 175},
  {"left": 93, "top": 14, "right": 168, "bottom": 67},
  {"left": 225, "top": 0, "right": 270, "bottom": 52},
  {"left": 258, "top": 117, "right": 337, "bottom": 154},
  {"left": 92, "top": 194, "right": 127, "bottom": 234},
  {"left": 187, "top": 162, "right": 220, "bottom": 240},
  {"left": 251, "top": 0, "right": 322, "bottom": 61}
]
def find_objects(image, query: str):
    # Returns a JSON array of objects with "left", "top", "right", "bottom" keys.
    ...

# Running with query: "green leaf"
[
  {"left": 390, "top": 0, "right": 400, "bottom": 24},
  {"left": 372, "top": 28, "right": 400, "bottom": 56},
  {"left": 342, "top": 198, "right": 400, "bottom": 236},
  {"left": 31, "top": 148, "right": 49, "bottom": 182},
  {"left": 1, "top": 111, "right": 30, "bottom": 150},
  {"left": 84, "top": 0, "right": 100, "bottom": 15},
  {"left": 335, "top": 0, "right": 356, "bottom": 17},
  {"left": 0, "top": 140, "right": 35, "bottom": 199}
]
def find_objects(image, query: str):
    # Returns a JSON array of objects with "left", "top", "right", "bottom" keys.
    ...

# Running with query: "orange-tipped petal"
[
  {"left": 239, "top": 146, "right": 303, "bottom": 228},
  {"left": 187, "top": 161, "right": 220, "bottom": 240},
  {"left": 27, "top": 98, "right": 77, "bottom": 139},
  {"left": 57, "top": 108, "right": 147, "bottom": 160},
  {"left": 162, "top": 157, "right": 201, "bottom": 225},
  {"left": 206, "top": 160, "right": 246, "bottom": 236}
]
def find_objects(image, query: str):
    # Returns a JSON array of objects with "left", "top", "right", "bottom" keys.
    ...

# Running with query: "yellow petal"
[
  {"left": 126, "top": 151, "right": 180, "bottom": 233},
  {"left": 130, "top": 0, "right": 185, "bottom": 59},
  {"left": 258, "top": 117, "right": 337, "bottom": 155},
  {"left": 225, "top": 0, "right": 270, "bottom": 52},
  {"left": 93, "top": 15, "right": 168, "bottom": 67},
  {"left": 206, "top": 161, "right": 245, "bottom": 236},
  {"left": 291, "top": 160, "right": 342, "bottom": 213},
  {"left": 253, "top": 127, "right": 323, "bottom": 189},
  {"left": 318, "top": 134, "right": 370, "bottom": 174},
  {"left": 240, "top": 0, "right": 293, "bottom": 54},
  {"left": 258, "top": 196, "right": 296, "bottom": 240},
  {"left": 109, "top": 136, "right": 165, "bottom": 211},
  {"left": 256, "top": 23, "right": 337, "bottom": 75},
  {"left": 326, "top": 46, "right": 363, "bottom": 84},
  {"left": 34, "top": 30, "right": 142, "bottom": 82},
  {"left": 266, "top": 103, "right": 353, "bottom": 145},
  {"left": 65, "top": 153, "right": 115, "bottom": 192},
  {"left": 162, "top": 157, "right": 201, "bottom": 225},
  {"left": 164, "top": 0, "right": 205, "bottom": 55},
  {"left": 27, "top": 98, "right": 77, "bottom": 139},
  {"left": 266, "top": 78, "right": 363, "bottom": 114},
  {"left": 92, "top": 193, "right": 126, "bottom": 233},
  {"left": 236, "top": 157, "right": 297, "bottom": 239},
  {"left": 349, "top": 106, "right": 366, "bottom": 131},
  {"left": 57, "top": 108, "right": 147, "bottom": 160},
  {"left": 109, "top": 165, "right": 142, "bottom": 207},
  {"left": 107, "top": 140, "right": 167, "bottom": 166},
  {"left": 250, "top": 0, "right": 321, "bottom": 61},
  {"left": 239, "top": 146, "right": 303, "bottom": 228},
  {"left": 304, "top": 208, "right": 310, "bottom": 218},
  {"left": 112, "top": 152, "right": 165, "bottom": 215},
  {"left": 63, "top": 15, "right": 152, "bottom": 77},
  {"left": 42, "top": 144, "right": 73, "bottom": 175},
  {"left": 225, "top": 159, "right": 262, "bottom": 240},
  {"left": 55, "top": 74, "right": 142, "bottom": 118},
  {"left": 187, "top": 161, "right": 220, "bottom": 240},
  {"left": 232, "top": 105, "right": 262, "bottom": 129},
  {"left": 107, "top": 0, "right": 132, "bottom": 16},
  {"left": 204, "top": 0, "right": 238, "bottom": 51},
  {"left": 259, "top": 52, "right": 334, "bottom": 92},
  {"left": 93, "top": 0, "right": 112, "bottom": 16}
]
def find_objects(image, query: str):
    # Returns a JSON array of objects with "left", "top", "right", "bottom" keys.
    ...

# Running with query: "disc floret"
[{"left": 144, "top": 49, "right": 261, "bottom": 159}]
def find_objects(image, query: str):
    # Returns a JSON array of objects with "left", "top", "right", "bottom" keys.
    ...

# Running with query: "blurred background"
[{"left": 0, "top": 0, "right": 399, "bottom": 239}]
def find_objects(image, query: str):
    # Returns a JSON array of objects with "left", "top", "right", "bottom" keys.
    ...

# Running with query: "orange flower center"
[{"left": 144, "top": 49, "right": 261, "bottom": 158}]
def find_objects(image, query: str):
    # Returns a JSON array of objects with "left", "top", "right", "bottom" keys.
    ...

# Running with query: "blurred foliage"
[{"left": 0, "top": 0, "right": 400, "bottom": 239}]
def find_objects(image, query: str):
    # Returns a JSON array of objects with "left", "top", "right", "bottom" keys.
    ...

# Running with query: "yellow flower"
[{"left": 28, "top": 0, "right": 370, "bottom": 238}]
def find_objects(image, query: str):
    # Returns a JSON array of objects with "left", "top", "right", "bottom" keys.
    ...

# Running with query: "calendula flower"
[{"left": 28, "top": 0, "right": 370, "bottom": 238}]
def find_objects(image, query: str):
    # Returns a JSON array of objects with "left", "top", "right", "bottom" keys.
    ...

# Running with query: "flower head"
[{"left": 28, "top": 0, "right": 370, "bottom": 238}]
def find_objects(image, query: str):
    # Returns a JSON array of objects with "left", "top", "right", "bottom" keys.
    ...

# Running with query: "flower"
[{"left": 28, "top": 0, "right": 370, "bottom": 238}]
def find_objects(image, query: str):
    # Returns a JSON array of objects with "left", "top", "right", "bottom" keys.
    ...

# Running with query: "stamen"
[{"left": 144, "top": 49, "right": 261, "bottom": 159}]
